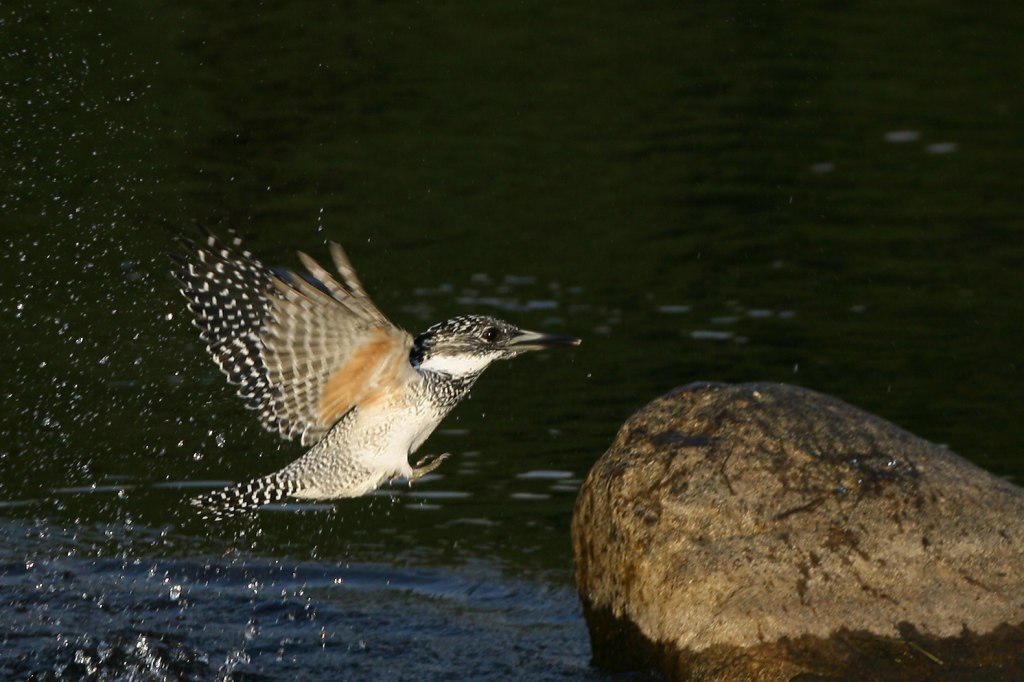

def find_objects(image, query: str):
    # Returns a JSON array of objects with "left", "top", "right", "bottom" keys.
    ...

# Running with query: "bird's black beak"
[{"left": 507, "top": 329, "right": 582, "bottom": 351}]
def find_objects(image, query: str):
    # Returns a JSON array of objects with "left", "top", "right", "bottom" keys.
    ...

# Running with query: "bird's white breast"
[{"left": 352, "top": 398, "right": 445, "bottom": 481}]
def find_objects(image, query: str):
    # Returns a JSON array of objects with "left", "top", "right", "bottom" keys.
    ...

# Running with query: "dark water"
[{"left": 3, "top": 1, "right": 1023, "bottom": 679}]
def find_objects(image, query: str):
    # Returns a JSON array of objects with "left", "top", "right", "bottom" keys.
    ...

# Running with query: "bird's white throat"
[{"left": 417, "top": 351, "right": 497, "bottom": 378}]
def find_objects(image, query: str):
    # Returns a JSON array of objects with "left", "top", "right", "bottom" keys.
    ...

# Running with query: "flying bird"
[{"left": 172, "top": 230, "right": 579, "bottom": 519}]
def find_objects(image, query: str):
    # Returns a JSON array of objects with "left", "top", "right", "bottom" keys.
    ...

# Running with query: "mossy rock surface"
[{"left": 573, "top": 382, "right": 1024, "bottom": 681}]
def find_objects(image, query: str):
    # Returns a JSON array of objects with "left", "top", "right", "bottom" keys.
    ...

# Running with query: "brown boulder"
[{"left": 572, "top": 382, "right": 1024, "bottom": 681}]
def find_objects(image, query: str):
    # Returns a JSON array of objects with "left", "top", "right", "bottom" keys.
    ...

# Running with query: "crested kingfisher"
[{"left": 172, "top": 230, "right": 580, "bottom": 519}]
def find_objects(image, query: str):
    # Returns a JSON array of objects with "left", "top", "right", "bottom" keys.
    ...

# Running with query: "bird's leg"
[{"left": 408, "top": 453, "right": 451, "bottom": 483}]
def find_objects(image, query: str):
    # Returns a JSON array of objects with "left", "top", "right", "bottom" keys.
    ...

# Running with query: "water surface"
[{"left": 2, "top": 1, "right": 1023, "bottom": 678}]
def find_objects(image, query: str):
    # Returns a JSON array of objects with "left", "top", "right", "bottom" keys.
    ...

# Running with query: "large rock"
[{"left": 572, "top": 382, "right": 1024, "bottom": 681}]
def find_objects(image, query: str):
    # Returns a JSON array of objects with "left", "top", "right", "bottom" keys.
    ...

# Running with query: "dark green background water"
[{"left": 2, "top": 1, "right": 1022, "bottom": 679}]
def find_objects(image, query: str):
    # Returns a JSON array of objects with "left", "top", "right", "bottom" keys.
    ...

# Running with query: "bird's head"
[{"left": 411, "top": 314, "right": 580, "bottom": 379}]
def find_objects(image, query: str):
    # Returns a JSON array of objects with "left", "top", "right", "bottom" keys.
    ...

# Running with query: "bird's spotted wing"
[
  {"left": 174, "top": 231, "right": 414, "bottom": 446},
  {"left": 259, "top": 245, "right": 415, "bottom": 446},
  {"left": 172, "top": 229, "right": 283, "bottom": 434}
]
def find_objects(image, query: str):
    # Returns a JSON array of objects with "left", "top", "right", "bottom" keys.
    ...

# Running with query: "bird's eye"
[{"left": 481, "top": 326, "right": 500, "bottom": 343}]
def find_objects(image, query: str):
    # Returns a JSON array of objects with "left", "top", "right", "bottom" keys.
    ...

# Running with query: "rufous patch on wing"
[{"left": 317, "top": 331, "right": 404, "bottom": 425}]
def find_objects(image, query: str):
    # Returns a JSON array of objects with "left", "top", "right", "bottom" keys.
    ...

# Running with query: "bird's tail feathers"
[{"left": 191, "top": 474, "right": 299, "bottom": 521}]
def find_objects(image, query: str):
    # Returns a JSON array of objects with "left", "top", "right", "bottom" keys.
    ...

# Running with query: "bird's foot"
[{"left": 409, "top": 453, "right": 451, "bottom": 483}]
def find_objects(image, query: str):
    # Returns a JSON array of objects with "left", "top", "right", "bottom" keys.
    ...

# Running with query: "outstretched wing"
[
  {"left": 174, "top": 230, "right": 415, "bottom": 446},
  {"left": 172, "top": 229, "right": 283, "bottom": 434},
  {"left": 261, "top": 247, "right": 415, "bottom": 446}
]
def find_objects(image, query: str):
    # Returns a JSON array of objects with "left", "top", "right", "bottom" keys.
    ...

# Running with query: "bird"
[{"left": 171, "top": 229, "right": 580, "bottom": 519}]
